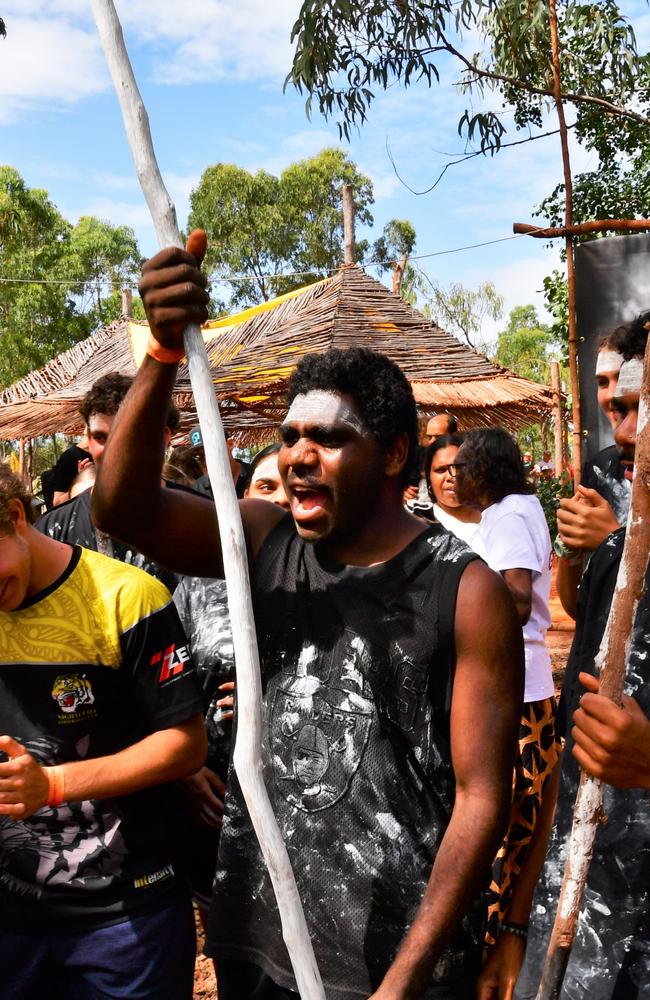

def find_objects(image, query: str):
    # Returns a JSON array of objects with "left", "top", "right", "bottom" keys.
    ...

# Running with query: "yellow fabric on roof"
[{"left": 203, "top": 278, "right": 327, "bottom": 332}]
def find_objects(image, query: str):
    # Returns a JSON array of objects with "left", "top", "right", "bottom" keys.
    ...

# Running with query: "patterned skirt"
[{"left": 485, "top": 696, "right": 562, "bottom": 945}]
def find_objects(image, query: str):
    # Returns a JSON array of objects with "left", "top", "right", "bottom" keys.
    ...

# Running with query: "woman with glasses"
[
  {"left": 423, "top": 434, "right": 481, "bottom": 545},
  {"left": 453, "top": 427, "right": 560, "bottom": 996}
]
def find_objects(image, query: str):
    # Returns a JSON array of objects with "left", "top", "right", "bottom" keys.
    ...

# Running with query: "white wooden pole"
[{"left": 90, "top": 4, "right": 325, "bottom": 996}]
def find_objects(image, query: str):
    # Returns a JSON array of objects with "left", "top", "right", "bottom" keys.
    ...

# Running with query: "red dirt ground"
[
  {"left": 191, "top": 561, "right": 575, "bottom": 998},
  {"left": 193, "top": 907, "right": 217, "bottom": 998}
]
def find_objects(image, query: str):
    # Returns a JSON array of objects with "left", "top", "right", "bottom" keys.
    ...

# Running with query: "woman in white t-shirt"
[
  {"left": 423, "top": 433, "right": 481, "bottom": 546},
  {"left": 453, "top": 427, "right": 560, "bottom": 955}
]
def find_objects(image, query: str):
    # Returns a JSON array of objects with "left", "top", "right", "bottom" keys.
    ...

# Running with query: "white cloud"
[
  {"left": 71, "top": 195, "right": 153, "bottom": 232},
  {"left": 0, "top": 1, "right": 300, "bottom": 122},
  {"left": 117, "top": 0, "right": 298, "bottom": 84},
  {"left": 65, "top": 169, "right": 201, "bottom": 258},
  {"left": 0, "top": 16, "right": 106, "bottom": 122}
]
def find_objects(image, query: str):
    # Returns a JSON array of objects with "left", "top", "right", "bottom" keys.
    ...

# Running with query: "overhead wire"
[{"left": 0, "top": 226, "right": 544, "bottom": 290}]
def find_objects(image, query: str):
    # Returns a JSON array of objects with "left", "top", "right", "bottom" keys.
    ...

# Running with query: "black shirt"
[
  {"left": 581, "top": 445, "right": 630, "bottom": 525},
  {"left": 207, "top": 516, "right": 482, "bottom": 998},
  {"left": 50, "top": 445, "right": 93, "bottom": 494}
]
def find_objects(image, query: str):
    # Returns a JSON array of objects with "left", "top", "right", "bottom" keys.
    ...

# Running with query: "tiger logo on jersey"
[{"left": 51, "top": 674, "right": 95, "bottom": 715}]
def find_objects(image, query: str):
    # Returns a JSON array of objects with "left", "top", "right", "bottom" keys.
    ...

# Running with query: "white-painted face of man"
[
  {"left": 278, "top": 389, "right": 386, "bottom": 545},
  {"left": 283, "top": 391, "right": 368, "bottom": 436},
  {"left": 613, "top": 358, "right": 644, "bottom": 482},
  {"left": 596, "top": 348, "right": 624, "bottom": 429}
]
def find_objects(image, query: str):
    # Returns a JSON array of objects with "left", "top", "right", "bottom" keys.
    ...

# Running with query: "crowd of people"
[{"left": 0, "top": 231, "right": 648, "bottom": 1000}]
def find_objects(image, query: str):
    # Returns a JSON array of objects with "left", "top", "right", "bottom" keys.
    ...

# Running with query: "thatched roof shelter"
[{"left": 0, "top": 265, "right": 555, "bottom": 441}]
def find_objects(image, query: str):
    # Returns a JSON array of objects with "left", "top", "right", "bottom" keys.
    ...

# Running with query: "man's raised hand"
[{"left": 138, "top": 228, "right": 210, "bottom": 351}]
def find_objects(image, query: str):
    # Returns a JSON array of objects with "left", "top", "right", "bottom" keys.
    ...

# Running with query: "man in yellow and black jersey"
[{"left": 0, "top": 464, "right": 207, "bottom": 999}]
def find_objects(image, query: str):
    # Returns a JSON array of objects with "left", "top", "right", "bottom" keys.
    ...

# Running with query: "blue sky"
[{"left": 1, "top": 1, "right": 648, "bottom": 343}]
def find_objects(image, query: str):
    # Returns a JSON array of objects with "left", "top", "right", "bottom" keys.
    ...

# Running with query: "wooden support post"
[
  {"left": 342, "top": 182, "right": 356, "bottom": 265},
  {"left": 536, "top": 335, "right": 650, "bottom": 998},
  {"left": 548, "top": 0, "right": 581, "bottom": 488},
  {"left": 551, "top": 361, "right": 564, "bottom": 476},
  {"left": 91, "top": 4, "right": 325, "bottom": 997},
  {"left": 392, "top": 253, "right": 408, "bottom": 297},
  {"left": 18, "top": 438, "right": 25, "bottom": 485},
  {"left": 121, "top": 287, "right": 133, "bottom": 317}
]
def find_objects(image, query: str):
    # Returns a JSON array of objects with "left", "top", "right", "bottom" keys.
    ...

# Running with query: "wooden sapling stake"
[
  {"left": 551, "top": 361, "right": 564, "bottom": 477},
  {"left": 536, "top": 334, "right": 650, "bottom": 999},
  {"left": 342, "top": 182, "right": 356, "bottom": 264},
  {"left": 90, "top": 3, "right": 325, "bottom": 996}
]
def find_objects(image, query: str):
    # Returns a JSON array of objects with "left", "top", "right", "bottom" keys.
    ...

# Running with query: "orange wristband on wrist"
[
  {"left": 146, "top": 335, "right": 184, "bottom": 365},
  {"left": 46, "top": 765, "right": 65, "bottom": 807}
]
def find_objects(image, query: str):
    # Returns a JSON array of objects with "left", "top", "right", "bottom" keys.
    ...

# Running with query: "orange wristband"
[
  {"left": 46, "top": 765, "right": 65, "bottom": 807},
  {"left": 146, "top": 335, "right": 184, "bottom": 365}
]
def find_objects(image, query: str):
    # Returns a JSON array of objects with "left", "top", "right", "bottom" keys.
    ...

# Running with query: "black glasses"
[{"left": 431, "top": 462, "right": 466, "bottom": 477}]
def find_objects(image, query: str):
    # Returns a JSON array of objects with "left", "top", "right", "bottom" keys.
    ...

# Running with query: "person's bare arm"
[
  {"left": 0, "top": 714, "right": 208, "bottom": 820},
  {"left": 555, "top": 554, "right": 583, "bottom": 621},
  {"left": 476, "top": 760, "right": 561, "bottom": 1000},
  {"left": 370, "top": 561, "right": 524, "bottom": 1000},
  {"left": 501, "top": 567, "right": 532, "bottom": 625},
  {"left": 93, "top": 237, "right": 283, "bottom": 577},
  {"left": 572, "top": 673, "right": 650, "bottom": 790}
]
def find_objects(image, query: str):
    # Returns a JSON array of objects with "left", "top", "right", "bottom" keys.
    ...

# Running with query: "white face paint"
[
  {"left": 614, "top": 358, "right": 644, "bottom": 397},
  {"left": 595, "top": 350, "right": 623, "bottom": 375},
  {"left": 284, "top": 390, "right": 368, "bottom": 436},
  {"left": 250, "top": 454, "right": 279, "bottom": 485}
]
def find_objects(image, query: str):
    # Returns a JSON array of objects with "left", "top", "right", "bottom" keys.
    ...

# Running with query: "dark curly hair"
[
  {"left": 458, "top": 427, "right": 532, "bottom": 506},
  {"left": 602, "top": 310, "right": 650, "bottom": 361},
  {"left": 79, "top": 371, "right": 180, "bottom": 430},
  {"left": 286, "top": 347, "right": 418, "bottom": 485},
  {"left": 0, "top": 463, "right": 31, "bottom": 535},
  {"left": 621, "top": 311, "right": 650, "bottom": 361},
  {"left": 423, "top": 433, "right": 465, "bottom": 499}
]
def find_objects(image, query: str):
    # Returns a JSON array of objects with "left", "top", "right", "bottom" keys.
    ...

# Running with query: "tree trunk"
[{"left": 91, "top": 4, "right": 325, "bottom": 997}]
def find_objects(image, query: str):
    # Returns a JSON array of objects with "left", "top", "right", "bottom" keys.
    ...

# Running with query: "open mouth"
[
  {"left": 291, "top": 486, "right": 330, "bottom": 518},
  {"left": 623, "top": 464, "right": 634, "bottom": 481}
]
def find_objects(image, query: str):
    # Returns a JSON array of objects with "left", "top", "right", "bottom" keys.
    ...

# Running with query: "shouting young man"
[
  {"left": 0, "top": 464, "right": 207, "bottom": 998},
  {"left": 93, "top": 232, "right": 524, "bottom": 1000}
]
